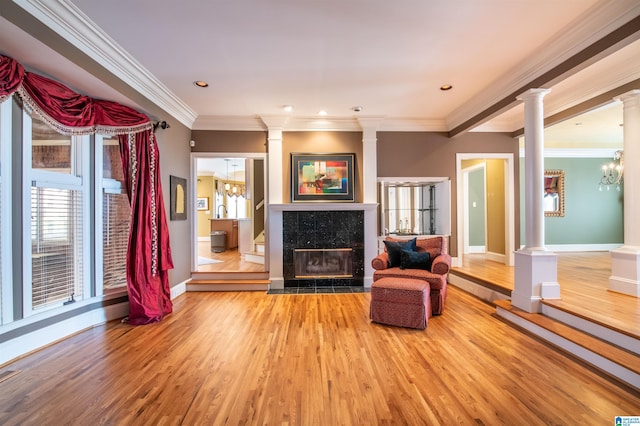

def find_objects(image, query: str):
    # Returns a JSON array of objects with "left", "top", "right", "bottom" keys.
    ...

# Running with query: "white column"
[
  {"left": 609, "top": 89, "right": 640, "bottom": 297},
  {"left": 512, "top": 88, "right": 560, "bottom": 313},
  {"left": 358, "top": 118, "right": 382, "bottom": 204},
  {"left": 261, "top": 116, "right": 288, "bottom": 205}
]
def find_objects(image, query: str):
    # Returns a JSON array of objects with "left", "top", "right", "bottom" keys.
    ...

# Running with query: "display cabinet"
[{"left": 378, "top": 178, "right": 451, "bottom": 237}]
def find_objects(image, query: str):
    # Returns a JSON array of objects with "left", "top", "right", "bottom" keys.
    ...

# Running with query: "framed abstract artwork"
[{"left": 291, "top": 153, "right": 355, "bottom": 202}]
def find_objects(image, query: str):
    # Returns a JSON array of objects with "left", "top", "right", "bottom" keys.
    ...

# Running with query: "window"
[
  {"left": 26, "top": 116, "right": 88, "bottom": 314},
  {"left": 101, "top": 136, "right": 129, "bottom": 291}
]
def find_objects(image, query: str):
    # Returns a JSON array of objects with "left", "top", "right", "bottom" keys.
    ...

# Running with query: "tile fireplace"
[{"left": 268, "top": 203, "right": 378, "bottom": 290}]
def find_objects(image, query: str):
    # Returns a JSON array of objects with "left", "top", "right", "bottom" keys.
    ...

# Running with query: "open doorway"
[
  {"left": 190, "top": 153, "right": 267, "bottom": 273},
  {"left": 456, "top": 153, "right": 515, "bottom": 267}
]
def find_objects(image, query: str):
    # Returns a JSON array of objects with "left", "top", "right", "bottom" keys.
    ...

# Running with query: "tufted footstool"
[{"left": 370, "top": 277, "right": 431, "bottom": 330}]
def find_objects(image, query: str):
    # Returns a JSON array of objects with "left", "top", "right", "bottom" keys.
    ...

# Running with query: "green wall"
[
  {"left": 520, "top": 157, "right": 623, "bottom": 245},
  {"left": 468, "top": 167, "right": 486, "bottom": 247}
]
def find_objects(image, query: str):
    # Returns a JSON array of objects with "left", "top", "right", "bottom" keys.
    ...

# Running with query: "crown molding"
[
  {"left": 13, "top": 0, "right": 198, "bottom": 128},
  {"left": 447, "top": 0, "right": 640, "bottom": 131},
  {"left": 193, "top": 115, "right": 267, "bottom": 131},
  {"left": 192, "top": 114, "right": 449, "bottom": 132}
]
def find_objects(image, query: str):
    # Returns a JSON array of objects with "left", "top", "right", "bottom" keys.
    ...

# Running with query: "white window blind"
[
  {"left": 102, "top": 137, "right": 129, "bottom": 292},
  {"left": 31, "top": 186, "right": 83, "bottom": 310},
  {"left": 102, "top": 190, "right": 129, "bottom": 290}
]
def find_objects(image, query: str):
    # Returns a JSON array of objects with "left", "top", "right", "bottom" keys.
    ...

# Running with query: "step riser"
[
  {"left": 187, "top": 283, "right": 269, "bottom": 292},
  {"left": 245, "top": 253, "right": 265, "bottom": 264},
  {"left": 192, "top": 272, "right": 268, "bottom": 281},
  {"left": 496, "top": 306, "right": 640, "bottom": 391},
  {"left": 542, "top": 304, "right": 640, "bottom": 355},
  {"left": 449, "top": 275, "right": 510, "bottom": 304}
]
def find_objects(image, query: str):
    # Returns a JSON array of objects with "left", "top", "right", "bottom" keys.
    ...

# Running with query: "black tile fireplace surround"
[{"left": 283, "top": 210, "right": 364, "bottom": 288}]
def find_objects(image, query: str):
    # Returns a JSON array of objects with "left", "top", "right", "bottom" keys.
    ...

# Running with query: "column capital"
[
  {"left": 615, "top": 89, "right": 640, "bottom": 103},
  {"left": 516, "top": 88, "right": 551, "bottom": 102},
  {"left": 260, "top": 115, "right": 289, "bottom": 131}
]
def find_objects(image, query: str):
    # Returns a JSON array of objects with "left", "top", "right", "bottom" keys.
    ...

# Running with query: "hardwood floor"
[
  {"left": 1, "top": 286, "right": 639, "bottom": 424},
  {"left": 196, "top": 241, "right": 265, "bottom": 273},
  {"left": 452, "top": 252, "right": 640, "bottom": 339}
]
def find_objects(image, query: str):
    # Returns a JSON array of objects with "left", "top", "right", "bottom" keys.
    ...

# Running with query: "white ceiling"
[{"left": 1, "top": 0, "right": 639, "bottom": 145}]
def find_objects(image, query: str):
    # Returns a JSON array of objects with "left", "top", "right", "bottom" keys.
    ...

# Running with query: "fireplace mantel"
[
  {"left": 270, "top": 203, "right": 378, "bottom": 212},
  {"left": 268, "top": 203, "right": 378, "bottom": 290}
]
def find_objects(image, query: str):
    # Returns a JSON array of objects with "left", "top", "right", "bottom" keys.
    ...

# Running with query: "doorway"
[
  {"left": 190, "top": 153, "right": 267, "bottom": 273},
  {"left": 456, "top": 153, "right": 515, "bottom": 267}
]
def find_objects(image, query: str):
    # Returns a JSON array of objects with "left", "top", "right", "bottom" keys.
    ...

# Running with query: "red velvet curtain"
[
  {"left": 119, "top": 133, "right": 174, "bottom": 324},
  {"left": 0, "top": 54, "right": 173, "bottom": 324}
]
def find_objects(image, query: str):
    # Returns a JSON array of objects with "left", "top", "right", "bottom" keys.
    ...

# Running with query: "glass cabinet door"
[{"left": 378, "top": 179, "right": 451, "bottom": 236}]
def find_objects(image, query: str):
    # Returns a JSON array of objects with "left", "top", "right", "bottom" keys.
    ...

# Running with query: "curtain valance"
[
  {"left": 0, "top": 54, "right": 172, "bottom": 325},
  {"left": 0, "top": 54, "right": 152, "bottom": 135}
]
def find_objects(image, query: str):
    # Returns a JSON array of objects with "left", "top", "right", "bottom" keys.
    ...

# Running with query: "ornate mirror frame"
[{"left": 544, "top": 170, "right": 565, "bottom": 217}]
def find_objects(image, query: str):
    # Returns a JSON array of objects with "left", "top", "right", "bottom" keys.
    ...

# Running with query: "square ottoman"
[{"left": 370, "top": 277, "right": 431, "bottom": 329}]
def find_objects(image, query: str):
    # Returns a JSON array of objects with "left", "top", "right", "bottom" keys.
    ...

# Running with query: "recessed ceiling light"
[
  {"left": 352, "top": 106, "right": 363, "bottom": 112},
  {"left": 193, "top": 80, "right": 209, "bottom": 88},
  {"left": 318, "top": 110, "right": 328, "bottom": 116},
  {"left": 283, "top": 105, "right": 293, "bottom": 112},
  {"left": 440, "top": 84, "right": 453, "bottom": 91}
]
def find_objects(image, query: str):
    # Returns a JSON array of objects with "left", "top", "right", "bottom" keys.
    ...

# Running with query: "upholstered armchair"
[{"left": 371, "top": 236, "right": 451, "bottom": 315}]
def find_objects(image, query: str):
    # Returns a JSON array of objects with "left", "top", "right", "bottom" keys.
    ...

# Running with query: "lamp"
[
  {"left": 224, "top": 159, "right": 230, "bottom": 191},
  {"left": 232, "top": 164, "right": 238, "bottom": 194},
  {"left": 599, "top": 150, "right": 624, "bottom": 192}
]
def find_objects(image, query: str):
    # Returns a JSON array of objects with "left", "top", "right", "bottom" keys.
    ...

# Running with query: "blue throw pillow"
[
  {"left": 383, "top": 238, "right": 417, "bottom": 268},
  {"left": 400, "top": 250, "right": 431, "bottom": 271}
]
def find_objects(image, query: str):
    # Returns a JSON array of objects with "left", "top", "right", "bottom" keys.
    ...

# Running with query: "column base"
[
  {"left": 609, "top": 245, "right": 640, "bottom": 297},
  {"left": 512, "top": 249, "right": 560, "bottom": 313}
]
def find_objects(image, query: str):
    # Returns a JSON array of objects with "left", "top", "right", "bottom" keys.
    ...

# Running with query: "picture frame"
[
  {"left": 196, "top": 197, "right": 209, "bottom": 211},
  {"left": 170, "top": 175, "right": 187, "bottom": 220},
  {"left": 291, "top": 153, "right": 355, "bottom": 202}
]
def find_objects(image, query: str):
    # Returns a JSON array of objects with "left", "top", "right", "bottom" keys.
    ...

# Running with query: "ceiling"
[{"left": 1, "top": 0, "right": 639, "bottom": 147}]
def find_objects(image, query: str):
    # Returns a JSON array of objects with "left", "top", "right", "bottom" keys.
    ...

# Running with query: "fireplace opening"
[{"left": 294, "top": 248, "right": 353, "bottom": 279}]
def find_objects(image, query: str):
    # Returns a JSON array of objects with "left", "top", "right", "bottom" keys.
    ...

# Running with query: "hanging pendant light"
[
  {"left": 224, "top": 159, "right": 231, "bottom": 191},
  {"left": 232, "top": 164, "right": 238, "bottom": 193}
]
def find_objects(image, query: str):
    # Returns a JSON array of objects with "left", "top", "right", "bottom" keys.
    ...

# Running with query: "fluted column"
[
  {"left": 609, "top": 89, "right": 640, "bottom": 297},
  {"left": 512, "top": 88, "right": 560, "bottom": 313}
]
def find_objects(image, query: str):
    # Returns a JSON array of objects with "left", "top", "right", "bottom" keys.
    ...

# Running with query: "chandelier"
[{"left": 599, "top": 150, "right": 624, "bottom": 192}]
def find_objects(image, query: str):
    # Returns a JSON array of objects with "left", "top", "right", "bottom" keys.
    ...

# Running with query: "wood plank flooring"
[
  {"left": 1, "top": 286, "right": 639, "bottom": 425},
  {"left": 452, "top": 252, "right": 640, "bottom": 339},
  {"left": 197, "top": 241, "right": 265, "bottom": 273}
]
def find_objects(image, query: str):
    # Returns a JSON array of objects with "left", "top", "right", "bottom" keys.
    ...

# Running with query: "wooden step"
[
  {"left": 495, "top": 299, "right": 640, "bottom": 391},
  {"left": 187, "top": 278, "right": 270, "bottom": 292}
]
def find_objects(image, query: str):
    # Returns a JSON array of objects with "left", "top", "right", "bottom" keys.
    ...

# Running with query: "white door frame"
[
  {"left": 456, "top": 153, "right": 515, "bottom": 267},
  {"left": 190, "top": 152, "right": 267, "bottom": 272}
]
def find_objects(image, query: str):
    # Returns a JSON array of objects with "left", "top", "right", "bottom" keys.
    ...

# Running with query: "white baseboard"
[
  {"left": 485, "top": 251, "right": 505, "bottom": 264},
  {"left": 466, "top": 245, "right": 486, "bottom": 254},
  {"left": 171, "top": 280, "right": 188, "bottom": 299}
]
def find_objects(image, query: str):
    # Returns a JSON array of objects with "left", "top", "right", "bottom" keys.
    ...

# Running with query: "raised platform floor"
[{"left": 449, "top": 252, "right": 640, "bottom": 391}]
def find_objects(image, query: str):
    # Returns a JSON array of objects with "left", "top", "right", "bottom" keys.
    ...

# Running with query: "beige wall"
[
  {"left": 190, "top": 130, "right": 267, "bottom": 153},
  {"left": 377, "top": 131, "right": 518, "bottom": 257},
  {"left": 190, "top": 129, "right": 519, "bottom": 258},
  {"left": 485, "top": 159, "right": 506, "bottom": 255},
  {"left": 197, "top": 176, "right": 215, "bottom": 238},
  {"left": 282, "top": 132, "right": 364, "bottom": 203},
  {"left": 155, "top": 122, "right": 192, "bottom": 287}
]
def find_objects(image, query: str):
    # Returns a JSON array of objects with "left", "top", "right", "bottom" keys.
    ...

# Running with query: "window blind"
[
  {"left": 103, "top": 191, "right": 130, "bottom": 290},
  {"left": 31, "top": 186, "right": 83, "bottom": 310}
]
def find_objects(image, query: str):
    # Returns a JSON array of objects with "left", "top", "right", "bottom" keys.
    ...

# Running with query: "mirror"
[{"left": 544, "top": 170, "right": 565, "bottom": 217}]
